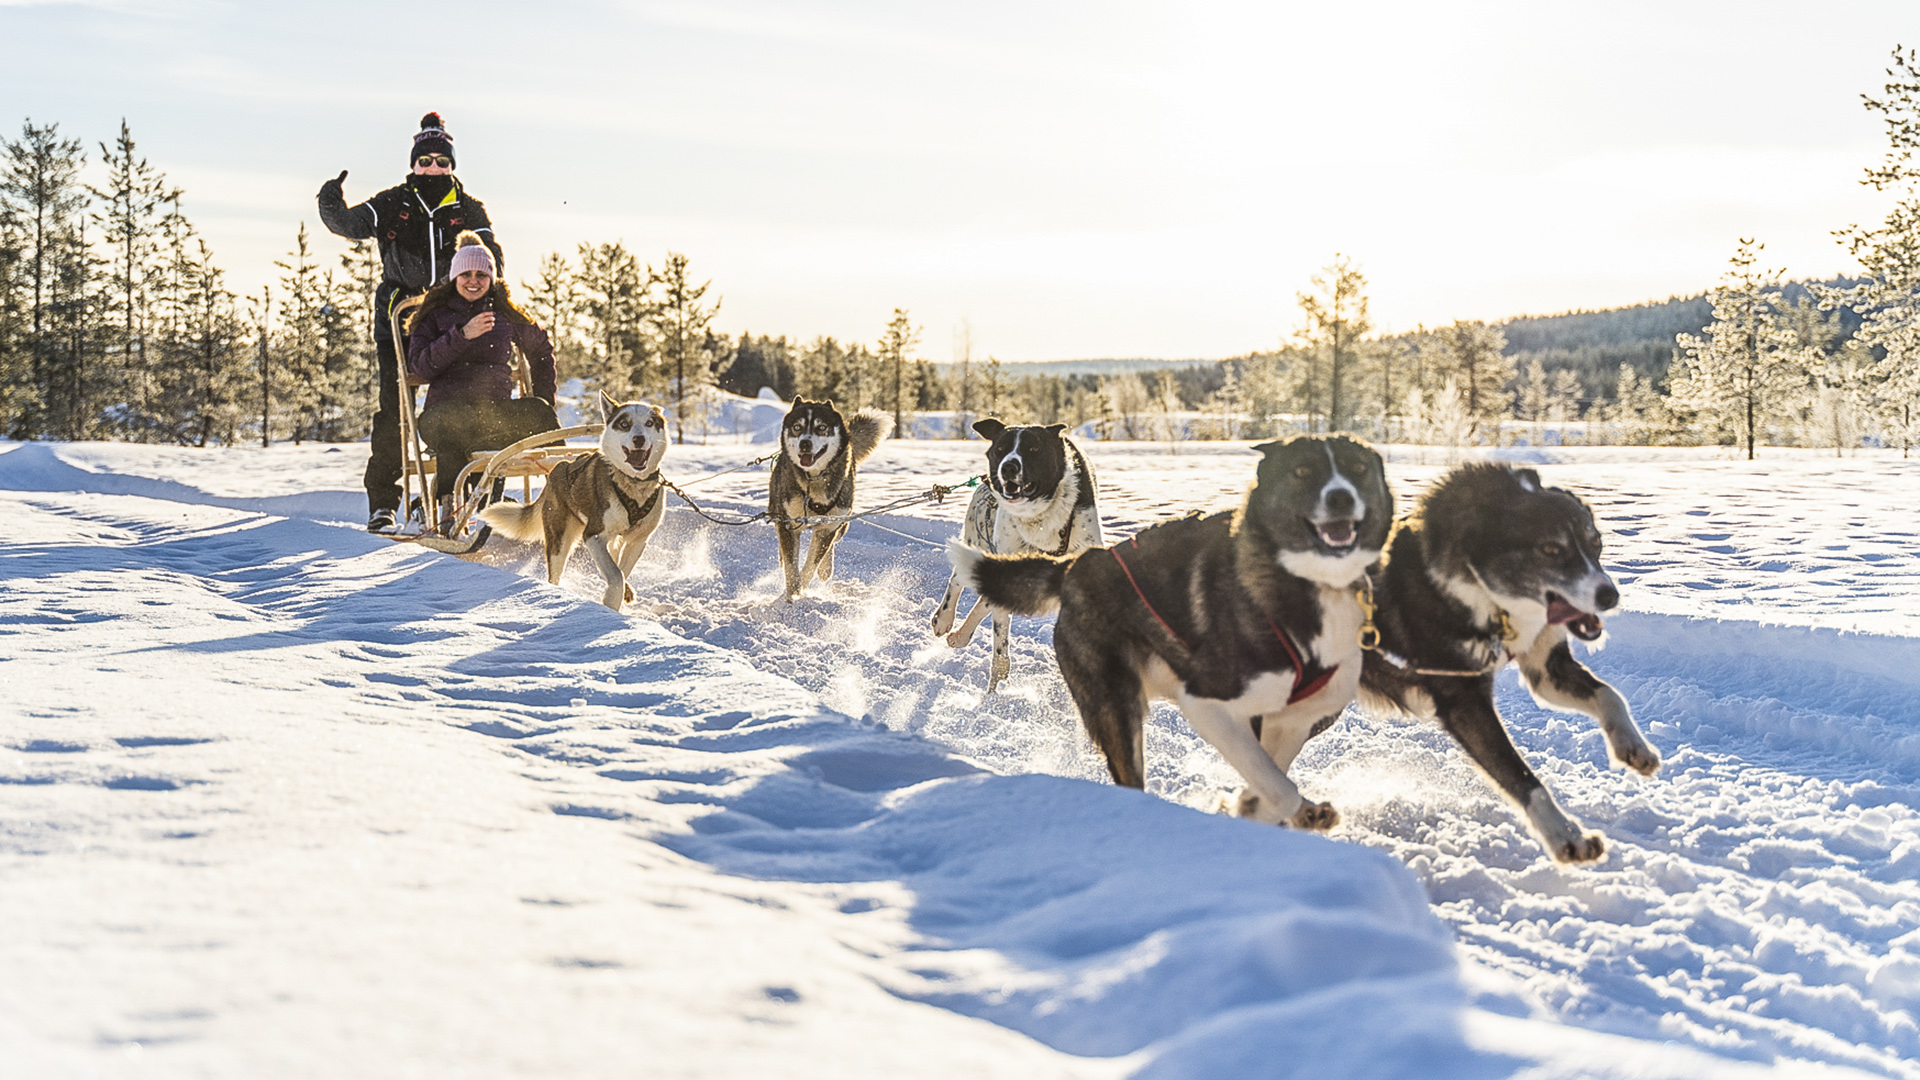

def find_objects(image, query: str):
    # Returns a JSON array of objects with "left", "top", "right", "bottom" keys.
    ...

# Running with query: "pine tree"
[
  {"left": 1602, "top": 363, "right": 1668, "bottom": 446},
  {"left": 274, "top": 224, "right": 328, "bottom": 443},
  {"left": 1670, "top": 240, "right": 1807, "bottom": 459},
  {"left": 952, "top": 319, "right": 974, "bottom": 438},
  {"left": 47, "top": 210, "right": 100, "bottom": 440},
  {"left": 1205, "top": 360, "right": 1244, "bottom": 440},
  {"left": 1295, "top": 255, "right": 1372, "bottom": 433},
  {"left": 1428, "top": 320, "right": 1513, "bottom": 444},
  {"left": 573, "top": 241, "right": 654, "bottom": 397},
  {"left": 876, "top": 307, "right": 919, "bottom": 436},
  {"left": 521, "top": 251, "right": 587, "bottom": 397},
  {"left": 796, "top": 335, "right": 844, "bottom": 401},
  {"left": 0, "top": 120, "right": 89, "bottom": 438},
  {"left": 1833, "top": 46, "right": 1920, "bottom": 456},
  {"left": 247, "top": 287, "right": 270, "bottom": 447},
  {"left": 148, "top": 199, "right": 206, "bottom": 441},
  {"left": 0, "top": 192, "right": 27, "bottom": 430},
  {"left": 649, "top": 252, "right": 720, "bottom": 443},
  {"left": 88, "top": 120, "right": 178, "bottom": 438},
  {"left": 1519, "top": 356, "right": 1551, "bottom": 443},
  {"left": 176, "top": 239, "right": 249, "bottom": 446}
]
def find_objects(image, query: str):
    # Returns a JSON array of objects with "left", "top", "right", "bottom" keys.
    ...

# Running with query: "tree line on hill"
[{"left": 4, "top": 48, "right": 1918, "bottom": 455}]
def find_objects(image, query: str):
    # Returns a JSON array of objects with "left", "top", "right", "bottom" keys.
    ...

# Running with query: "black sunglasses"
[{"left": 414, "top": 155, "right": 453, "bottom": 168}]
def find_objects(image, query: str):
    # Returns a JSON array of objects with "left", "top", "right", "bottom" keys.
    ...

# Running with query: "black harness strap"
[{"left": 610, "top": 472, "right": 663, "bottom": 529}]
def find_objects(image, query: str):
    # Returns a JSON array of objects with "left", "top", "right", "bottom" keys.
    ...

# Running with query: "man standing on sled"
[{"left": 317, "top": 112, "right": 504, "bottom": 532}]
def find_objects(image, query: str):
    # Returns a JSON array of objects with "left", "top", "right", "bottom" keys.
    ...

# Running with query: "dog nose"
[
  {"left": 1595, "top": 581, "right": 1619, "bottom": 610},
  {"left": 1324, "top": 488, "right": 1355, "bottom": 516},
  {"left": 1000, "top": 463, "right": 1021, "bottom": 484}
]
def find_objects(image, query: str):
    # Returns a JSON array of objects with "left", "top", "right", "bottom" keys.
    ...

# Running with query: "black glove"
[{"left": 318, "top": 169, "right": 347, "bottom": 202}]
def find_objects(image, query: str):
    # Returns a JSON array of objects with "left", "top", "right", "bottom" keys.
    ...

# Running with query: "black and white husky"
[
  {"left": 768, "top": 398, "right": 894, "bottom": 601},
  {"left": 930, "top": 419, "right": 1102, "bottom": 690},
  {"left": 1360, "top": 462, "right": 1660, "bottom": 863},
  {"left": 478, "top": 392, "right": 667, "bottom": 613},
  {"left": 954, "top": 436, "right": 1392, "bottom": 828}
]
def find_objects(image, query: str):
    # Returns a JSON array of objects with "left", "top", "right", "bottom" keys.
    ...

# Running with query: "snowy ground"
[{"left": 3, "top": 434, "right": 1918, "bottom": 1078}]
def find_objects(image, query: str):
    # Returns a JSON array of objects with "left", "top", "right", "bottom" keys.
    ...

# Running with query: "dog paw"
[
  {"left": 1232, "top": 789, "right": 1262, "bottom": 818},
  {"left": 1552, "top": 832, "right": 1608, "bottom": 864},
  {"left": 1614, "top": 740, "right": 1661, "bottom": 777},
  {"left": 1289, "top": 800, "right": 1340, "bottom": 831}
]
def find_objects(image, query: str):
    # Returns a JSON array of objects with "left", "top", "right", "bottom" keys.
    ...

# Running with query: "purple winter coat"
[{"left": 406, "top": 292, "right": 558, "bottom": 411}]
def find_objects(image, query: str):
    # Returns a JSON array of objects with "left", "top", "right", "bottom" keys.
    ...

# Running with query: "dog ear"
[
  {"left": 1253, "top": 439, "right": 1289, "bottom": 457},
  {"left": 972, "top": 417, "right": 1005, "bottom": 441},
  {"left": 1514, "top": 467, "right": 1542, "bottom": 492},
  {"left": 1044, "top": 423, "right": 1067, "bottom": 438},
  {"left": 599, "top": 389, "right": 620, "bottom": 423}
]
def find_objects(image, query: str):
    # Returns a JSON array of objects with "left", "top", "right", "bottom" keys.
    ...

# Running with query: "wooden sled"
[{"left": 384, "top": 294, "right": 600, "bottom": 554}]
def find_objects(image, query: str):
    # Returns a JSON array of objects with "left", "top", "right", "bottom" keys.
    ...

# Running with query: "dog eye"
[
  {"left": 1540, "top": 540, "right": 1564, "bottom": 557},
  {"left": 1293, "top": 465, "right": 1313, "bottom": 479},
  {"left": 613, "top": 417, "right": 631, "bottom": 431}
]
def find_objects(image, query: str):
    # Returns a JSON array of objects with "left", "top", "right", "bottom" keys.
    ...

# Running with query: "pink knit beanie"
[{"left": 448, "top": 231, "right": 495, "bottom": 280}]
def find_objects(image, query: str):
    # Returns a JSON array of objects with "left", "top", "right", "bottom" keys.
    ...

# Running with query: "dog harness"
[
  {"left": 609, "top": 472, "right": 663, "bottom": 529},
  {"left": 1108, "top": 538, "right": 1335, "bottom": 705}
]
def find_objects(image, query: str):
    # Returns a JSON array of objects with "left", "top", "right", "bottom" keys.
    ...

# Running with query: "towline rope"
[{"left": 657, "top": 472, "right": 986, "bottom": 532}]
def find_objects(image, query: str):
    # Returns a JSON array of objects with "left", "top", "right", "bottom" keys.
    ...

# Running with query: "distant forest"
[{"left": 1499, "top": 281, "right": 1866, "bottom": 400}]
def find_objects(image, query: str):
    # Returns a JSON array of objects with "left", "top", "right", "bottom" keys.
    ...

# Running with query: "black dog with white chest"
[
  {"left": 954, "top": 436, "right": 1391, "bottom": 828},
  {"left": 931, "top": 418, "right": 1102, "bottom": 690},
  {"left": 1360, "top": 462, "right": 1660, "bottom": 863}
]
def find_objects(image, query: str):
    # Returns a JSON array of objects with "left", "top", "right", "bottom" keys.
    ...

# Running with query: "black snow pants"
[
  {"left": 415, "top": 397, "right": 561, "bottom": 501},
  {"left": 364, "top": 280, "right": 419, "bottom": 514}
]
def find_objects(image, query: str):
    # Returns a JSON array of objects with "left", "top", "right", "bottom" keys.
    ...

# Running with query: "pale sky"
[{"left": 3, "top": 0, "right": 1916, "bottom": 360}]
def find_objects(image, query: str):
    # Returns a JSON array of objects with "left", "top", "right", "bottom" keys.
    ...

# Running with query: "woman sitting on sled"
[{"left": 405, "top": 231, "right": 560, "bottom": 524}]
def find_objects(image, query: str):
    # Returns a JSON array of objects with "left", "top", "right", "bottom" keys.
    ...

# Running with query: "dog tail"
[
  {"left": 477, "top": 498, "right": 543, "bottom": 542},
  {"left": 949, "top": 539, "right": 1069, "bottom": 615},
  {"left": 847, "top": 409, "right": 895, "bottom": 463}
]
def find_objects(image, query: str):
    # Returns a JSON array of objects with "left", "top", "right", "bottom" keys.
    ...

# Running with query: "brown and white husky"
[{"left": 479, "top": 392, "right": 668, "bottom": 612}]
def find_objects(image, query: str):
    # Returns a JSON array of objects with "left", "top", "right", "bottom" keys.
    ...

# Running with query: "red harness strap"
[
  {"left": 1109, "top": 540, "right": 1334, "bottom": 705},
  {"left": 1263, "top": 612, "right": 1336, "bottom": 703},
  {"left": 1111, "top": 537, "right": 1188, "bottom": 648}
]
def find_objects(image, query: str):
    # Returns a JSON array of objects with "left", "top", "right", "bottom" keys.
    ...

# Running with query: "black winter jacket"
[{"left": 316, "top": 174, "right": 503, "bottom": 291}]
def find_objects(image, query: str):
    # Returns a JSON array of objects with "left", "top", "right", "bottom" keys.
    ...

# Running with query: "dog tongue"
[
  {"left": 1316, "top": 520, "right": 1356, "bottom": 547},
  {"left": 1547, "top": 597, "right": 1605, "bottom": 640}
]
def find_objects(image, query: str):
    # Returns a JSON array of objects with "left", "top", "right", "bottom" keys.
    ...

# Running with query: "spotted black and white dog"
[
  {"left": 930, "top": 419, "right": 1102, "bottom": 690},
  {"left": 953, "top": 436, "right": 1392, "bottom": 828},
  {"left": 1360, "top": 463, "right": 1660, "bottom": 863}
]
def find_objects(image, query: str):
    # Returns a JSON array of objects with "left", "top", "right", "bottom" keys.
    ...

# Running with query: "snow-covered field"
[{"left": 4, "top": 433, "right": 1919, "bottom": 1078}]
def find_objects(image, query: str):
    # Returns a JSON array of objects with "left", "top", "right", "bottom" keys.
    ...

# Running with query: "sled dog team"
[{"left": 489, "top": 393, "right": 1659, "bottom": 865}]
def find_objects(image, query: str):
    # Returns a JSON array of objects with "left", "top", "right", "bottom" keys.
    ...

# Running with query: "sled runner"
[{"left": 387, "top": 294, "right": 600, "bottom": 554}]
